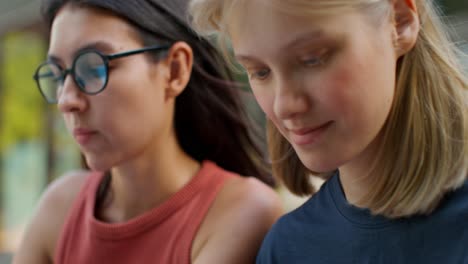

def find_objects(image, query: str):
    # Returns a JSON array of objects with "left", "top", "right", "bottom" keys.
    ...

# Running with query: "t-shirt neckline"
[{"left": 328, "top": 171, "right": 395, "bottom": 228}]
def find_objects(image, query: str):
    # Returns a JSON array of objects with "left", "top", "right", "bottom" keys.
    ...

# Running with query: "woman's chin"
[
  {"left": 298, "top": 156, "right": 340, "bottom": 175},
  {"left": 84, "top": 158, "right": 113, "bottom": 172}
]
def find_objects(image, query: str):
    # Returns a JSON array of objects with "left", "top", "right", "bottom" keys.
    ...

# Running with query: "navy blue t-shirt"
[{"left": 257, "top": 173, "right": 468, "bottom": 264}]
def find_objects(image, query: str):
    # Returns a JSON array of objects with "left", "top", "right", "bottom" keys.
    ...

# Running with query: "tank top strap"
[
  {"left": 54, "top": 171, "right": 105, "bottom": 263},
  {"left": 176, "top": 160, "right": 236, "bottom": 263}
]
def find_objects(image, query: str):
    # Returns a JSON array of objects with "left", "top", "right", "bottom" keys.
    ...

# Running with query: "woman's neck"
[
  {"left": 338, "top": 137, "right": 381, "bottom": 209},
  {"left": 98, "top": 132, "right": 201, "bottom": 223},
  {"left": 338, "top": 164, "right": 371, "bottom": 209}
]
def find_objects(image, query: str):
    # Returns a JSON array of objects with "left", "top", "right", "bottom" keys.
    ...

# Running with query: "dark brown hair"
[{"left": 42, "top": 0, "right": 274, "bottom": 186}]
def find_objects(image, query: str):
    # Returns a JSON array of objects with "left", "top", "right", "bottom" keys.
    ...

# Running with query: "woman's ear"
[
  {"left": 392, "top": 0, "right": 420, "bottom": 57},
  {"left": 163, "top": 41, "right": 193, "bottom": 99}
]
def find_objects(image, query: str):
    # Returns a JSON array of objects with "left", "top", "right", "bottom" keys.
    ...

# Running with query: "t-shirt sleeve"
[{"left": 255, "top": 221, "right": 283, "bottom": 264}]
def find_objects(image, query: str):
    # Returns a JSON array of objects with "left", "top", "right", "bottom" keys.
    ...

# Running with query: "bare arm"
[
  {"left": 193, "top": 177, "right": 284, "bottom": 264},
  {"left": 13, "top": 171, "right": 88, "bottom": 264}
]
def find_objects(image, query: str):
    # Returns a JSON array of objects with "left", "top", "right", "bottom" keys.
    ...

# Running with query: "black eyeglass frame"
[{"left": 33, "top": 44, "right": 171, "bottom": 104}]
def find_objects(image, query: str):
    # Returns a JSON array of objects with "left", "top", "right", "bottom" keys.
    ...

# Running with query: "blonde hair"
[{"left": 190, "top": 0, "right": 468, "bottom": 218}]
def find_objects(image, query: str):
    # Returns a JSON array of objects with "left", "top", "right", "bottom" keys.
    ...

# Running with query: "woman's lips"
[
  {"left": 288, "top": 121, "right": 332, "bottom": 146},
  {"left": 73, "top": 128, "right": 97, "bottom": 145}
]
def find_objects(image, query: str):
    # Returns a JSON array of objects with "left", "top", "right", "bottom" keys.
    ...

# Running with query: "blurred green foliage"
[
  {"left": 439, "top": 0, "right": 468, "bottom": 14},
  {"left": 1, "top": 32, "right": 45, "bottom": 151}
]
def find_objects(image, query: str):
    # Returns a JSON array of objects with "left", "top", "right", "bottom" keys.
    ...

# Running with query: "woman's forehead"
[
  {"left": 230, "top": 7, "right": 351, "bottom": 51},
  {"left": 48, "top": 5, "right": 140, "bottom": 61},
  {"left": 52, "top": 5, "right": 138, "bottom": 43}
]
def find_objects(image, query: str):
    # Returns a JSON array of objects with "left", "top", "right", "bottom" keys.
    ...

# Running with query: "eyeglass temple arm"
[{"left": 107, "top": 45, "right": 171, "bottom": 60}]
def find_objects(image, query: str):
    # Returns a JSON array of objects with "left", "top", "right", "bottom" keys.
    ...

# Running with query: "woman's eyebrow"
[
  {"left": 281, "top": 30, "right": 325, "bottom": 50},
  {"left": 235, "top": 30, "right": 326, "bottom": 63},
  {"left": 47, "top": 41, "right": 116, "bottom": 63},
  {"left": 73, "top": 41, "right": 116, "bottom": 55}
]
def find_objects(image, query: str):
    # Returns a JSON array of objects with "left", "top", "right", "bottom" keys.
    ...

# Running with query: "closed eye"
[
  {"left": 302, "top": 57, "right": 323, "bottom": 66},
  {"left": 248, "top": 68, "right": 271, "bottom": 81},
  {"left": 300, "top": 49, "right": 333, "bottom": 68},
  {"left": 87, "top": 65, "right": 107, "bottom": 78},
  {"left": 38, "top": 71, "right": 63, "bottom": 83}
]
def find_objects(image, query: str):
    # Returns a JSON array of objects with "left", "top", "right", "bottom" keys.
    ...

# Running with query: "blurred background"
[{"left": 0, "top": 0, "right": 467, "bottom": 262}]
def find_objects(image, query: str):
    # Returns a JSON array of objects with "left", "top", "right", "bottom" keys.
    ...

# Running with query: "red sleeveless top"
[{"left": 54, "top": 161, "right": 235, "bottom": 264}]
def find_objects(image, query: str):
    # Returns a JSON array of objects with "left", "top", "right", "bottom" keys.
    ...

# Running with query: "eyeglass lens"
[{"left": 36, "top": 51, "right": 108, "bottom": 103}]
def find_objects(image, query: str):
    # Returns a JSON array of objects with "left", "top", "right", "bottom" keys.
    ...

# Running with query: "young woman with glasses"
[{"left": 13, "top": 0, "right": 282, "bottom": 263}]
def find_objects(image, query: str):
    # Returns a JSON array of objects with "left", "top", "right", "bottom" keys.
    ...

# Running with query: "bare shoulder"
[
  {"left": 204, "top": 175, "right": 284, "bottom": 233},
  {"left": 220, "top": 176, "right": 284, "bottom": 236},
  {"left": 39, "top": 170, "right": 90, "bottom": 218},
  {"left": 192, "top": 175, "right": 284, "bottom": 264},
  {"left": 13, "top": 170, "right": 90, "bottom": 264},
  {"left": 221, "top": 176, "right": 283, "bottom": 217}
]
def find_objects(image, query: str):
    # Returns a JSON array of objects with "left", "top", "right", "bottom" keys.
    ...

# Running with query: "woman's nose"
[
  {"left": 273, "top": 77, "right": 311, "bottom": 120},
  {"left": 57, "top": 75, "right": 88, "bottom": 113}
]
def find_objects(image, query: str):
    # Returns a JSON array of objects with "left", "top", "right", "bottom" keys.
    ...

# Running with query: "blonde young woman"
[{"left": 190, "top": 0, "right": 468, "bottom": 262}]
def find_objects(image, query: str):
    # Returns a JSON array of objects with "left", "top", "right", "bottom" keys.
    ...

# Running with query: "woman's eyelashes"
[
  {"left": 299, "top": 48, "right": 332, "bottom": 68},
  {"left": 245, "top": 50, "right": 332, "bottom": 82},
  {"left": 301, "top": 55, "right": 325, "bottom": 67},
  {"left": 248, "top": 67, "right": 271, "bottom": 81}
]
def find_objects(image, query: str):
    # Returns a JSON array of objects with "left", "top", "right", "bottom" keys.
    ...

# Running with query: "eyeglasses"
[{"left": 33, "top": 45, "right": 170, "bottom": 104}]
